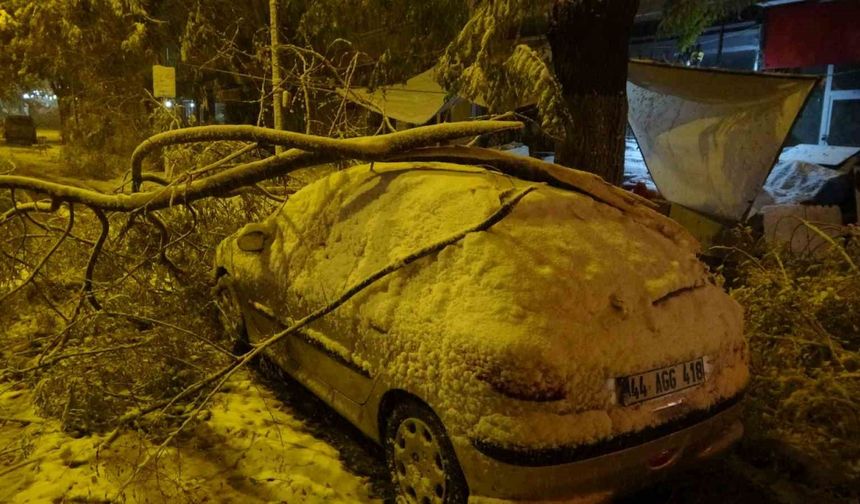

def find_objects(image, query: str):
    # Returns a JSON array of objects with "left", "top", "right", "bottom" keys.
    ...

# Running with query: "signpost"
[{"left": 153, "top": 65, "right": 176, "bottom": 99}]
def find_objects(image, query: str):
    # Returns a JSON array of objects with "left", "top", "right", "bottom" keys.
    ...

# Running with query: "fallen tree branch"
[
  {"left": 130, "top": 121, "right": 522, "bottom": 191},
  {"left": 105, "top": 311, "right": 236, "bottom": 359},
  {"left": 0, "top": 122, "right": 522, "bottom": 213},
  {"left": 0, "top": 200, "right": 54, "bottom": 224},
  {"left": 139, "top": 172, "right": 170, "bottom": 187},
  {"left": 9, "top": 336, "right": 156, "bottom": 374},
  {"left": 112, "top": 186, "right": 536, "bottom": 492}
]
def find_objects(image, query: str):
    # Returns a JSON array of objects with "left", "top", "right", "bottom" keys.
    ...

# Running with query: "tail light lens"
[{"left": 474, "top": 360, "right": 566, "bottom": 402}]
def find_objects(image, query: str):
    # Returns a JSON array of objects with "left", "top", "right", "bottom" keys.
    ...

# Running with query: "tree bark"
[
  {"left": 52, "top": 80, "right": 73, "bottom": 144},
  {"left": 547, "top": 0, "right": 639, "bottom": 186},
  {"left": 57, "top": 95, "right": 72, "bottom": 144}
]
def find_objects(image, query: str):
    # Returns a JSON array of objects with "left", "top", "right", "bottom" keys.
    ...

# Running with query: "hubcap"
[{"left": 393, "top": 418, "right": 447, "bottom": 504}]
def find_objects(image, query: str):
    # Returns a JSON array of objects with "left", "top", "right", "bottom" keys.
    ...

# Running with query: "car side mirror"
[{"left": 237, "top": 228, "right": 269, "bottom": 252}]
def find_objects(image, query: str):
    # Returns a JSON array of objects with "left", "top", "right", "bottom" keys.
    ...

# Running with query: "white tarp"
[{"left": 627, "top": 61, "right": 817, "bottom": 220}]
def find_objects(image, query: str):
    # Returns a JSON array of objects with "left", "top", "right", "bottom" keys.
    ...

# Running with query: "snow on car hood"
[{"left": 237, "top": 162, "right": 745, "bottom": 447}]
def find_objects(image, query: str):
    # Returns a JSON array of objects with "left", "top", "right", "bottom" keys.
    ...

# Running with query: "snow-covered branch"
[{"left": 130, "top": 120, "right": 522, "bottom": 191}]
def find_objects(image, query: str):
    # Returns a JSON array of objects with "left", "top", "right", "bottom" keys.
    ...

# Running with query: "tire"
[
  {"left": 384, "top": 399, "right": 468, "bottom": 504},
  {"left": 214, "top": 275, "right": 250, "bottom": 355}
]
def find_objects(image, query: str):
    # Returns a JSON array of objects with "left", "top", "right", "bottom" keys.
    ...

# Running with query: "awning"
[{"left": 627, "top": 61, "right": 817, "bottom": 220}]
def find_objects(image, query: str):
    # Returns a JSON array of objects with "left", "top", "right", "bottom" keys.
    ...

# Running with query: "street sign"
[{"left": 153, "top": 65, "right": 176, "bottom": 98}]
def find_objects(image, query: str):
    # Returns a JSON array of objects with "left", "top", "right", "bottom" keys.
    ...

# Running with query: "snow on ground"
[
  {"left": 525, "top": 138, "right": 657, "bottom": 192},
  {"left": 0, "top": 371, "right": 380, "bottom": 503},
  {"left": 0, "top": 130, "right": 117, "bottom": 194},
  {"left": 623, "top": 137, "right": 656, "bottom": 190},
  {"left": 0, "top": 129, "right": 62, "bottom": 172}
]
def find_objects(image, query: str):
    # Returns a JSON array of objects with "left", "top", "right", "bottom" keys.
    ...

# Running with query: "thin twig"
[
  {"left": 0, "top": 416, "right": 43, "bottom": 425},
  {"left": 0, "top": 203, "right": 74, "bottom": 305},
  {"left": 105, "top": 311, "right": 236, "bottom": 359},
  {"left": 144, "top": 213, "right": 184, "bottom": 278},
  {"left": 11, "top": 337, "right": 155, "bottom": 374}
]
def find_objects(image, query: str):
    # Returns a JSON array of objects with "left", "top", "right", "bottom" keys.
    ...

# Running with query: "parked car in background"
[
  {"left": 3, "top": 115, "right": 37, "bottom": 145},
  {"left": 214, "top": 156, "right": 749, "bottom": 503}
]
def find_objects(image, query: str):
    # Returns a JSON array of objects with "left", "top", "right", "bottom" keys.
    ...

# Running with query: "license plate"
[{"left": 617, "top": 357, "right": 706, "bottom": 406}]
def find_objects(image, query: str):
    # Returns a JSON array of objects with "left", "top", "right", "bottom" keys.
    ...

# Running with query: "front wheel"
[
  {"left": 213, "top": 275, "right": 250, "bottom": 355},
  {"left": 385, "top": 399, "right": 468, "bottom": 504}
]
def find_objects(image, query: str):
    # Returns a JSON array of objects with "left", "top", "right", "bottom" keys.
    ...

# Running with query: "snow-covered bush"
[
  {"left": 1, "top": 192, "right": 275, "bottom": 435},
  {"left": 727, "top": 224, "right": 860, "bottom": 496}
]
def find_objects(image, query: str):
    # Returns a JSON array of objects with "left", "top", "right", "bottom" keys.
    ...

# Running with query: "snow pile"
[
  {"left": 0, "top": 374, "right": 379, "bottom": 503},
  {"left": 244, "top": 162, "right": 746, "bottom": 450}
]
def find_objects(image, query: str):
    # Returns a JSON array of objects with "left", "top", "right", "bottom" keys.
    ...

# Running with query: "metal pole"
[
  {"left": 819, "top": 64, "right": 834, "bottom": 145},
  {"left": 716, "top": 23, "right": 725, "bottom": 67},
  {"left": 269, "top": 0, "right": 285, "bottom": 151}
]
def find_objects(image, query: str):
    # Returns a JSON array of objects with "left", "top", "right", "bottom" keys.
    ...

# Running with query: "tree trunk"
[
  {"left": 56, "top": 94, "right": 75, "bottom": 145},
  {"left": 547, "top": 0, "right": 639, "bottom": 186}
]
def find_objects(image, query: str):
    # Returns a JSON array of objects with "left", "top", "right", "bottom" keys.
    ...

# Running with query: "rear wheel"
[{"left": 384, "top": 399, "right": 468, "bottom": 504}]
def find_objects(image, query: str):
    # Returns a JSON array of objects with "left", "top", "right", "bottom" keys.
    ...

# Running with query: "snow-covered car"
[{"left": 213, "top": 156, "right": 749, "bottom": 503}]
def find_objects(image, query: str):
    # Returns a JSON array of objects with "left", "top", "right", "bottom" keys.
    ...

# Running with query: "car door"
[{"left": 231, "top": 199, "right": 378, "bottom": 406}]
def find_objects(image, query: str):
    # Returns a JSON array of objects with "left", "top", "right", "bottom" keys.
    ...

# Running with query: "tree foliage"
[
  {"left": 0, "top": 0, "right": 180, "bottom": 161},
  {"left": 437, "top": 0, "right": 568, "bottom": 138},
  {"left": 659, "top": 0, "right": 756, "bottom": 50},
  {"left": 437, "top": 0, "right": 756, "bottom": 176}
]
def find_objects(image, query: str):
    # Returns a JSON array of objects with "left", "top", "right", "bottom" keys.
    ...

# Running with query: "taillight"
[{"left": 474, "top": 360, "right": 566, "bottom": 402}]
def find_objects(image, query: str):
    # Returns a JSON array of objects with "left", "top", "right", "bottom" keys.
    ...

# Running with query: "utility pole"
[{"left": 269, "top": 0, "right": 285, "bottom": 152}]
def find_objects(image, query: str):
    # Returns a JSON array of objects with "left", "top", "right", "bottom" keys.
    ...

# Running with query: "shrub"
[{"left": 725, "top": 224, "right": 860, "bottom": 496}]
